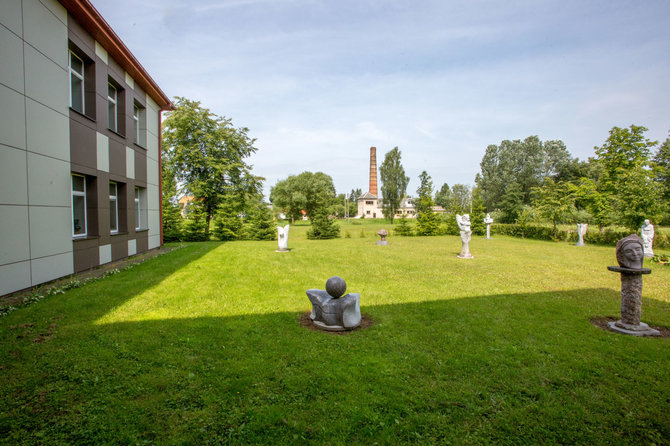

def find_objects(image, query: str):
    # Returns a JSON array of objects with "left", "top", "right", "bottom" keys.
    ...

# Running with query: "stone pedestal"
[
  {"left": 606, "top": 266, "right": 659, "bottom": 336},
  {"left": 376, "top": 229, "right": 389, "bottom": 246},
  {"left": 485, "top": 224, "right": 492, "bottom": 239}
]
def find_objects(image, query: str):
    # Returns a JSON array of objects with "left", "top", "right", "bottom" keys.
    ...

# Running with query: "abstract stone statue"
[
  {"left": 575, "top": 223, "right": 588, "bottom": 246},
  {"left": 606, "top": 234, "right": 659, "bottom": 336},
  {"left": 484, "top": 214, "right": 493, "bottom": 239},
  {"left": 376, "top": 228, "right": 389, "bottom": 245},
  {"left": 456, "top": 214, "right": 473, "bottom": 259},
  {"left": 640, "top": 219, "right": 654, "bottom": 258},
  {"left": 276, "top": 225, "right": 290, "bottom": 252},
  {"left": 306, "top": 276, "right": 361, "bottom": 331}
]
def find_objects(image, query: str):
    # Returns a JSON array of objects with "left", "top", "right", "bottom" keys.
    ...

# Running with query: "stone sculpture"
[
  {"left": 456, "top": 214, "right": 473, "bottom": 259},
  {"left": 276, "top": 225, "right": 290, "bottom": 252},
  {"left": 575, "top": 223, "right": 588, "bottom": 246},
  {"left": 484, "top": 214, "right": 493, "bottom": 239},
  {"left": 606, "top": 234, "right": 659, "bottom": 336},
  {"left": 640, "top": 219, "right": 654, "bottom": 258},
  {"left": 376, "top": 228, "right": 389, "bottom": 245},
  {"left": 306, "top": 276, "right": 361, "bottom": 331}
]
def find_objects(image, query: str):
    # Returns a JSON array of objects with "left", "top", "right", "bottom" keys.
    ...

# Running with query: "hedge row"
[{"left": 491, "top": 224, "right": 670, "bottom": 249}]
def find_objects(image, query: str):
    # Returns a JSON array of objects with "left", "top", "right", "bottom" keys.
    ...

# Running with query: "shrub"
[{"left": 394, "top": 216, "right": 414, "bottom": 236}]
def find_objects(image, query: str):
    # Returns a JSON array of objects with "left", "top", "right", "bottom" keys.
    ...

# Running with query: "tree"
[
  {"left": 212, "top": 196, "right": 243, "bottom": 241},
  {"left": 415, "top": 171, "right": 442, "bottom": 236},
  {"left": 161, "top": 157, "right": 182, "bottom": 242},
  {"left": 349, "top": 188, "right": 363, "bottom": 202},
  {"left": 652, "top": 134, "right": 670, "bottom": 222},
  {"left": 434, "top": 183, "right": 453, "bottom": 210},
  {"left": 573, "top": 178, "right": 611, "bottom": 232},
  {"left": 270, "top": 171, "right": 337, "bottom": 222},
  {"left": 270, "top": 176, "right": 304, "bottom": 223},
  {"left": 594, "top": 125, "right": 661, "bottom": 229},
  {"left": 243, "top": 202, "right": 276, "bottom": 241},
  {"left": 306, "top": 207, "right": 340, "bottom": 239},
  {"left": 162, "top": 97, "right": 260, "bottom": 236},
  {"left": 531, "top": 178, "right": 576, "bottom": 239},
  {"left": 379, "top": 147, "right": 409, "bottom": 223},
  {"left": 476, "top": 136, "right": 574, "bottom": 212},
  {"left": 470, "top": 188, "right": 486, "bottom": 236},
  {"left": 450, "top": 184, "right": 471, "bottom": 214}
]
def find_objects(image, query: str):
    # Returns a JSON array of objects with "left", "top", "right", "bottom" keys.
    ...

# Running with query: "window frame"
[
  {"left": 133, "top": 104, "right": 140, "bottom": 144},
  {"left": 134, "top": 186, "right": 141, "bottom": 230},
  {"left": 109, "top": 181, "right": 119, "bottom": 234},
  {"left": 71, "top": 174, "right": 87, "bottom": 238},
  {"left": 107, "top": 82, "right": 118, "bottom": 132},
  {"left": 69, "top": 51, "right": 85, "bottom": 114}
]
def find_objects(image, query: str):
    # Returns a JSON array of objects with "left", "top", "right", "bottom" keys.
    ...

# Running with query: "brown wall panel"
[
  {"left": 70, "top": 118, "right": 97, "bottom": 170},
  {"left": 136, "top": 231, "right": 148, "bottom": 253},
  {"left": 111, "top": 237, "right": 128, "bottom": 261}
]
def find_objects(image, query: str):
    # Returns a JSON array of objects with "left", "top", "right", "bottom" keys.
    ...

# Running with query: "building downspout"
[{"left": 158, "top": 109, "right": 164, "bottom": 246}]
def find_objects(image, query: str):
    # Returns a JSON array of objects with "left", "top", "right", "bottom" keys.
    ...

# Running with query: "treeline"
[{"left": 161, "top": 97, "right": 275, "bottom": 243}]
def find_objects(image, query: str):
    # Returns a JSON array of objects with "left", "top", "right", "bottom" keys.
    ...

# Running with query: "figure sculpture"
[
  {"left": 306, "top": 277, "right": 361, "bottom": 331},
  {"left": 575, "top": 223, "right": 588, "bottom": 246},
  {"left": 606, "top": 234, "right": 659, "bottom": 336},
  {"left": 640, "top": 219, "right": 654, "bottom": 258},
  {"left": 484, "top": 214, "right": 493, "bottom": 239},
  {"left": 376, "top": 229, "right": 389, "bottom": 245},
  {"left": 277, "top": 225, "right": 290, "bottom": 252},
  {"left": 456, "top": 214, "right": 473, "bottom": 259}
]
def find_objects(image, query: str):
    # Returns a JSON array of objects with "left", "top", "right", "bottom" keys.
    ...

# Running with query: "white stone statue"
[
  {"left": 640, "top": 219, "right": 654, "bottom": 257},
  {"left": 277, "top": 224, "right": 290, "bottom": 252},
  {"left": 575, "top": 223, "right": 588, "bottom": 246},
  {"left": 456, "top": 214, "right": 473, "bottom": 259},
  {"left": 484, "top": 213, "right": 493, "bottom": 239}
]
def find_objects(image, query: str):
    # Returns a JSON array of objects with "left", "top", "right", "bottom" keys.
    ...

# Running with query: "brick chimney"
[{"left": 369, "top": 146, "right": 378, "bottom": 196}]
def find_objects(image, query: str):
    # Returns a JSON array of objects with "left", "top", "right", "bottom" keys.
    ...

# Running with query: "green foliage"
[
  {"left": 393, "top": 215, "right": 414, "bottom": 236},
  {"left": 612, "top": 168, "right": 664, "bottom": 231},
  {"left": 450, "top": 184, "right": 471, "bottom": 214},
  {"left": 477, "top": 136, "right": 573, "bottom": 212},
  {"left": 531, "top": 178, "right": 576, "bottom": 239},
  {"left": 572, "top": 178, "right": 612, "bottom": 230},
  {"left": 242, "top": 203, "right": 276, "bottom": 241},
  {"left": 470, "top": 190, "right": 486, "bottom": 236},
  {"left": 414, "top": 172, "right": 442, "bottom": 236},
  {"left": 306, "top": 208, "right": 340, "bottom": 239},
  {"left": 162, "top": 97, "right": 260, "bottom": 235},
  {"left": 270, "top": 171, "right": 337, "bottom": 223},
  {"left": 499, "top": 182, "right": 525, "bottom": 223},
  {"left": 181, "top": 204, "right": 208, "bottom": 241},
  {"left": 379, "top": 147, "right": 409, "bottom": 223},
  {"left": 212, "top": 198, "right": 243, "bottom": 241},
  {"left": 434, "top": 183, "right": 453, "bottom": 210}
]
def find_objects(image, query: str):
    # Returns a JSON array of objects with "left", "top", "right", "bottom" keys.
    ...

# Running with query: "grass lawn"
[{"left": 1, "top": 223, "right": 669, "bottom": 444}]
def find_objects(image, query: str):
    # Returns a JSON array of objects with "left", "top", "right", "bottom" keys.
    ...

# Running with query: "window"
[
  {"left": 110, "top": 182, "right": 118, "bottom": 233},
  {"left": 133, "top": 101, "right": 146, "bottom": 146},
  {"left": 72, "top": 174, "right": 87, "bottom": 237},
  {"left": 69, "top": 51, "right": 85, "bottom": 114},
  {"left": 365, "top": 200, "right": 373, "bottom": 205},
  {"left": 108, "top": 83, "right": 117, "bottom": 132}
]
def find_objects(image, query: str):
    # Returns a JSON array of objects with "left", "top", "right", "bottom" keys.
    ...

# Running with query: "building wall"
[
  {"left": 0, "top": 0, "right": 163, "bottom": 296},
  {"left": 0, "top": 0, "right": 73, "bottom": 296}
]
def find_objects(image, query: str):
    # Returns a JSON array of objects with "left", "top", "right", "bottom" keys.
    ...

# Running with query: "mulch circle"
[
  {"left": 298, "top": 312, "right": 374, "bottom": 335},
  {"left": 590, "top": 316, "right": 670, "bottom": 338}
]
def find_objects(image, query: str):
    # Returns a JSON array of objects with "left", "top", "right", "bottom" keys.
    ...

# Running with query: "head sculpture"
[{"left": 616, "top": 234, "right": 644, "bottom": 269}]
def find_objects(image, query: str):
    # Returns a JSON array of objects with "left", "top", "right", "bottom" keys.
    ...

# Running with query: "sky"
[{"left": 91, "top": 0, "right": 670, "bottom": 199}]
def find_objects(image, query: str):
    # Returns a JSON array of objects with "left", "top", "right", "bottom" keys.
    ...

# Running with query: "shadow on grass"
[{"left": 2, "top": 286, "right": 669, "bottom": 444}]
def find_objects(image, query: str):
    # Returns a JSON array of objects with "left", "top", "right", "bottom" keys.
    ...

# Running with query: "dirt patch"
[
  {"left": 298, "top": 312, "right": 374, "bottom": 334},
  {"left": 590, "top": 316, "right": 670, "bottom": 338}
]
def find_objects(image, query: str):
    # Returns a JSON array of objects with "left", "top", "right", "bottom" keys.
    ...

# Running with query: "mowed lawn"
[{"left": 1, "top": 223, "right": 669, "bottom": 445}]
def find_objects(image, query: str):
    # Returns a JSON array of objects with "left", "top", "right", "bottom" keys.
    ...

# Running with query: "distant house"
[
  {"left": 0, "top": 0, "right": 172, "bottom": 296},
  {"left": 178, "top": 195, "right": 194, "bottom": 217}
]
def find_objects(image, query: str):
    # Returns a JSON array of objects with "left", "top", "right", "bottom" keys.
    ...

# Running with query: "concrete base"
[
  {"left": 575, "top": 242, "right": 585, "bottom": 247},
  {"left": 275, "top": 249, "right": 291, "bottom": 253},
  {"left": 458, "top": 253, "right": 473, "bottom": 259},
  {"left": 312, "top": 320, "right": 358, "bottom": 332},
  {"left": 607, "top": 320, "right": 660, "bottom": 337},
  {"left": 376, "top": 241, "right": 389, "bottom": 246}
]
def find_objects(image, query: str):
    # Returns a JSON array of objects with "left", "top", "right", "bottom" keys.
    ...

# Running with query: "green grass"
[{"left": 1, "top": 224, "right": 669, "bottom": 445}]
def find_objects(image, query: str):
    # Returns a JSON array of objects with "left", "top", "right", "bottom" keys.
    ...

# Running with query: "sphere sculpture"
[{"left": 306, "top": 276, "right": 361, "bottom": 331}]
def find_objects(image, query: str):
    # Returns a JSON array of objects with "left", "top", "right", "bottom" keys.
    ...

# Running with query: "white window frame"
[
  {"left": 110, "top": 181, "right": 118, "bottom": 234},
  {"left": 69, "top": 51, "right": 85, "bottom": 113},
  {"left": 133, "top": 104, "right": 140, "bottom": 144},
  {"left": 134, "top": 186, "right": 141, "bottom": 230},
  {"left": 71, "top": 174, "right": 87, "bottom": 238},
  {"left": 108, "top": 82, "right": 117, "bottom": 132}
]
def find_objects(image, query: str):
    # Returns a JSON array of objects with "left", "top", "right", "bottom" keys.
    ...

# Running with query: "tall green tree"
[
  {"left": 270, "top": 176, "right": 304, "bottom": 223},
  {"left": 379, "top": 147, "right": 409, "bottom": 223},
  {"left": 594, "top": 125, "right": 661, "bottom": 229},
  {"left": 415, "top": 171, "right": 441, "bottom": 236},
  {"left": 161, "top": 157, "right": 182, "bottom": 242},
  {"left": 450, "top": 184, "right": 472, "bottom": 214},
  {"left": 434, "top": 183, "right": 453, "bottom": 210},
  {"left": 476, "top": 136, "right": 573, "bottom": 212},
  {"left": 531, "top": 178, "right": 576, "bottom": 239},
  {"left": 652, "top": 134, "right": 670, "bottom": 222},
  {"left": 162, "top": 97, "right": 260, "bottom": 236}
]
